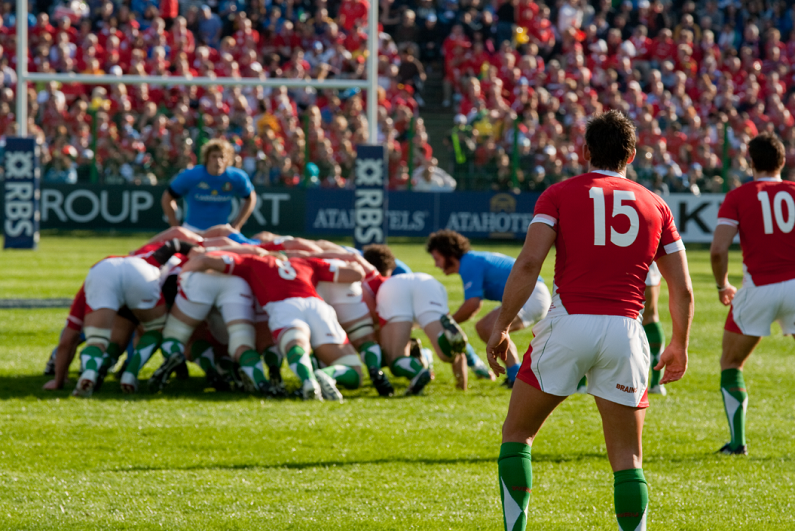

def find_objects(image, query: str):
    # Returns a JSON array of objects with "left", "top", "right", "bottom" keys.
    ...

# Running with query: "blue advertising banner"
[
  {"left": 3, "top": 138, "right": 41, "bottom": 249},
  {"left": 353, "top": 145, "right": 388, "bottom": 249},
  {"left": 306, "top": 190, "right": 540, "bottom": 239}
]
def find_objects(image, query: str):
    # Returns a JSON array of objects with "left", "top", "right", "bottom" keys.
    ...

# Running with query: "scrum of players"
[{"left": 43, "top": 226, "right": 531, "bottom": 402}]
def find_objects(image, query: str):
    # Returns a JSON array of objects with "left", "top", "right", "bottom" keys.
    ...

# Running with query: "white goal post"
[{"left": 13, "top": 0, "right": 381, "bottom": 143}]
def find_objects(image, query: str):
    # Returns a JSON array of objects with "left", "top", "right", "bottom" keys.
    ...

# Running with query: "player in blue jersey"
[
  {"left": 426, "top": 230, "right": 551, "bottom": 386},
  {"left": 161, "top": 139, "right": 257, "bottom": 235}
]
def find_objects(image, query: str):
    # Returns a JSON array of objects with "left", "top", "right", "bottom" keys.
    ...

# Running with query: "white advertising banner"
[{"left": 663, "top": 193, "right": 726, "bottom": 244}]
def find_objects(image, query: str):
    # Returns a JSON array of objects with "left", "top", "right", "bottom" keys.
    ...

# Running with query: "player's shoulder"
[
  {"left": 174, "top": 165, "right": 204, "bottom": 181},
  {"left": 225, "top": 166, "right": 252, "bottom": 181}
]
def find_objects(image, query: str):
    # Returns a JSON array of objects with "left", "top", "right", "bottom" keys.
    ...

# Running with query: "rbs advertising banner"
[
  {"left": 3, "top": 138, "right": 41, "bottom": 249},
  {"left": 352, "top": 145, "right": 388, "bottom": 249}
]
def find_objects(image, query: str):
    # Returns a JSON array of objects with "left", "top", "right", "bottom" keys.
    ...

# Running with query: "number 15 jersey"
[{"left": 532, "top": 170, "right": 684, "bottom": 319}]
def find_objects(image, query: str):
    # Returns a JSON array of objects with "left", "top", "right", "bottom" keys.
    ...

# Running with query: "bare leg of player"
[
  {"left": 718, "top": 331, "right": 760, "bottom": 455},
  {"left": 340, "top": 315, "right": 394, "bottom": 397},
  {"left": 499, "top": 380, "right": 566, "bottom": 531},
  {"left": 643, "top": 284, "right": 667, "bottom": 395},
  {"left": 424, "top": 319, "right": 468, "bottom": 391},
  {"left": 226, "top": 318, "right": 280, "bottom": 397},
  {"left": 314, "top": 342, "right": 364, "bottom": 402},
  {"left": 120, "top": 305, "right": 167, "bottom": 393},
  {"left": 277, "top": 325, "right": 324, "bottom": 401},
  {"left": 147, "top": 304, "right": 202, "bottom": 393},
  {"left": 72, "top": 308, "right": 117, "bottom": 397},
  {"left": 595, "top": 397, "right": 649, "bottom": 531},
  {"left": 380, "top": 321, "right": 433, "bottom": 396}
]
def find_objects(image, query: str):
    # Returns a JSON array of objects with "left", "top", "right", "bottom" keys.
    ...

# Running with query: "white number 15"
[{"left": 589, "top": 187, "right": 639, "bottom": 247}]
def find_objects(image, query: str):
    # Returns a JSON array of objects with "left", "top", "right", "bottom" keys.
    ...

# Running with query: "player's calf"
[
  {"left": 121, "top": 315, "right": 166, "bottom": 393},
  {"left": 73, "top": 326, "right": 112, "bottom": 398}
]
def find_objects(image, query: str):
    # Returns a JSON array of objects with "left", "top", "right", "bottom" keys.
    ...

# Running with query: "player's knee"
[
  {"left": 141, "top": 313, "right": 167, "bottom": 332},
  {"left": 278, "top": 326, "right": 311, "bottom": 354},
  {"left": 84, "top": 326, "right": 112, "bottom": 349},
  {"left": 475, "top": 319, "right": 490, "bottom": 341},
  {"left": 162, "top": 317, "right": 195, "bottom": 344},
  {"left": 227, "top": 322, "right": 256, "bottom": 357}
]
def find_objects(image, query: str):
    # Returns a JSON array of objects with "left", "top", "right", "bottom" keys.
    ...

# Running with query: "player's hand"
[
  {"left": 486, "top": 328, "right": 511, "bottom": 375},
  {"left": 188, "top": 246, "right": 206, "bottom": 258},
  {"left": 43, "top": 378, "right": 65, "bottom": 390},
  {"left": 718, "top": 284, "right": 737, "bottom": 306},
  {"left": 656, "top": 343, "right": 688, "bottom": 385}
]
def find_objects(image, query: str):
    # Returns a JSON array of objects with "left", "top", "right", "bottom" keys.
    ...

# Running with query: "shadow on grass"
[{"left": 0, "top": 374, "right": 403, "bottom": 402}]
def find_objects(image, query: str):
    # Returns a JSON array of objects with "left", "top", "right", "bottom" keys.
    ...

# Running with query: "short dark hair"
[
  {"left": 425, "top": 230, "right": 470, "bottom": 260},
  {"left": 748, "top": 132, "right": 785, "bottom": 173},
  {"left": 362, "top": 244, "right": 396, "bottom": 276},
  {"left": 584, "top": 110, "right": 637, "bottom": 172}
]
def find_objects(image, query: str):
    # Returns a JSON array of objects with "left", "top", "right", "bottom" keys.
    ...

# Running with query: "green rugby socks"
[
  {"left": 286, "top": 345, "right": 316, "bottom": 383},
  {"left": 498, "top": 443, "right": 532, "bottom": 531},
  {"left": 79, "top": 345, "right": 104, "bottom": 373},
  {"left": 318, "top": 365, "right": 361, "bottom": 389},
  {"left": 644, "top": 322, "right": 665, "bottom": 387},
  {"left": 390, "top": 356, "right": 424, "bottom": 379},
  {"left": 721, "top": 368, "right": 748, "bottom": 449},
  {"left": 360, "top": 341, "right": 383, "bottom": 370},
  {"left": 614, "top": 468, "right": 648, "bottom": 531},
  {"left": 124, "top": 330, "right": 162, "bottom": 377},
  {"left": 238, "top": 349, "right": 268, "bottom": 387}
]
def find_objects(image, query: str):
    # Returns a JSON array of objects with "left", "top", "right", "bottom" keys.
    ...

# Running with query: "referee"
[{"left": 161, "top": 139, "right": 257, "bottom": 233}]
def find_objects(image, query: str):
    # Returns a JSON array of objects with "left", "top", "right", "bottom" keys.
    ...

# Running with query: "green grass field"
[{"left": 1, "top": 236, "right": 794, "bottom": 530}]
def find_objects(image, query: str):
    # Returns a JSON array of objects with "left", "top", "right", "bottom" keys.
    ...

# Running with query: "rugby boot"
[
  {"left": 302, "top": 379, "right": 324, "bottom": 401},
  {"left": 72, "top": 370, "right": 97, "bottom": 398},
  {"left": 148, "top": 352, "right": 187, "bottom": 393},
  {"left": 314, "top": 369, "right": 344, "bottom": 402},
  {"left": 405, "top": 368, "right": 432, "bottom": 396},
  {"left": 44, "top": 349, "right": 57, "bottom": 376},
  {"left": 648, "top": 384, "right": 667, "bottom": 396},
  {"left": 439, "top": 315, "right": 468, "bottom": 354},
  {"left": 174, "top": 360, "right": 190, "bottom": 380},
  {"left": 718, "top": 443, "right": 748, "bottom": 455},
  {"left": 368, "top": 366, "right": 395, "bottom": 397}
]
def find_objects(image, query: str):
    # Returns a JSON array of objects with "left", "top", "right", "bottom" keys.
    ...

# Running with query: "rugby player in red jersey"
[
  {"left": 710, "top": 132, "right": 795, "bottom": 456},
  {"left": 488, "top": 111, "right": 694, "bottom": 531},
  {"left": 181, "top": 250, "right": 365, "bottom": 401}
]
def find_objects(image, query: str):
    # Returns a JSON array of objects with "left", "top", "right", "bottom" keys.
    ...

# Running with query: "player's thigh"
[
  {"left": 120, "top": 258, "right": 162, "bottom": 311},
  {"left": 720, "top": 330, "right": 761, "bottom": 370},
  {"left": 174, "top": 294, "right": 213, "bottom": 326},
  {"left": 84, "top": 259, "right": 125, "bottom": 312},
  {"left": 110, "top": 313, "right": 138, "bottom": 346},
  {"left": 518, "top": 315, "right": 602, "bottom": 396},
  {"left": 132, "top": 304, "right": 167, "bottom": 326},
  {"left": 729, "top": 284, "right": 778, "bottom": 337},
  {"left": 379, "top": 321, "right": 413, "bottom": 364},
  {"left": 589, "top": 316, "right": 650, "bottom": 408},
  {"left": 314, "top": 342, "right": 362, "bottom": 377},
  {"left": 83, "top": 308, "right": 118, "bottom": 331},
  {"left": 516, "top": 281, "right": 552, "bottom": 329},
  {"left": 774, "top": 278, "right": 795, "bottom": 335},
  {"left": 594, "top": 396, "right": 646, "bottom": 472},
  {"left": 216, "top": 276, "right": 255, "bottom": 324},
  {"left": 502, "top": 379, "right": 567, "bottom": 444}
]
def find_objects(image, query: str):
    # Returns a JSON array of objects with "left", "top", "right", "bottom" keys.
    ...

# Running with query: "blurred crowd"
[
  {"left": 443, "top": 0, "right": 795, "bottom": 193},
  {"left": 1, "top": 0, "right": 433, "bottom": 188},
  {"left": 3, "top": 0, "right": 795, "bottom": 193}
]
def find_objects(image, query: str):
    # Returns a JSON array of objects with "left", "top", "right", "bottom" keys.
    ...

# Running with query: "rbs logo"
[
  {"left": 353, "top": 146, "right": 387, "bottom": 247},
  {"left": 4, "top": 139, "right": 41, "bottom": 249}
]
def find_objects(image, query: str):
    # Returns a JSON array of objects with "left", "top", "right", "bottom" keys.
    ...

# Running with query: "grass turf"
[{"left": 1, "top": 236, "right": 794, "bottom": 530}]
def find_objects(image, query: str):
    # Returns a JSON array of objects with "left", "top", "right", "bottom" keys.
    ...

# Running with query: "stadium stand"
[{"left": 1, "top": 0, "right": 795, "bottom": 192}]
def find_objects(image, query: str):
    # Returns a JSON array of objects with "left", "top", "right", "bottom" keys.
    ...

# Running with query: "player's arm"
[
  {"left": 43, "top": 326, "right": 82, "bottom": 390},
  {"left": 181, "top": 251, "right": 238, "bottom": 274},
  {"left": 151, "top": 239, "right": 200, "bottom": 264},
  {"left": 487, "top": 223, "right": 556, "bottom": 373},
  {"left": 161, "top": 188, "right": 181, "bottom": 227},
  {"left": 655, "top": 250, "right": 694, "bottom": 384},
  {"left": 452, "top": 297, "right": 482, "bottom": 323},
  {"left": 204, "top": 245, "right": 269, "bottom": 257},
  {"left": 710, "top": 224, "right": 739, "bottom": 306},
  {"left": 334, "top": 262, "right": 366, "bottom": 283},
  {"left": 311, "top": 251, "right": 378, "bottom": 276},
  {"left": 231, "top": 190, "right": 257, "bottom": 231}
]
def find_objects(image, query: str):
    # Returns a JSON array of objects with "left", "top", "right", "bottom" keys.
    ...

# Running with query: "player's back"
[
  {"left": 459, "top": 251, "right": 514, "bottom": 302},
  {"left": 224, "top": 254, "right": 335, "bottom": 305},
  {"left": 718, "top": 179, "right": 795, "bottom": 286},
  {"left": 533, "top": 171, "right": 682, "bottom": 318}
]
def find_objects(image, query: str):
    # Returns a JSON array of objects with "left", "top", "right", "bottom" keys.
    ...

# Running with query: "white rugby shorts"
[
  {"left": 376, "top": 273, "right": 449, "bottom": 328},
  {"left": 176, "top": 272, "right": 255, "bottom": 323},
  {"left": 316, "top": 280, "right": 370, "bottom": 323},
  {"left": 518, "top": 313, "right": 651, "bottom": 408},
  {"left": 85, "top": 257, "right": 162, "bottom": 312},
  {"left": 645, "top": 262, "right": 662, "bottom": 287},
  {"left": 266, "top": 297, "right": 348, "bottom": 348},
  {"left": 516, "top": 281, "right": 552, "bottom": 328},
  {"left": 726, "top": 277, "right": 795, "bottom": 337}
]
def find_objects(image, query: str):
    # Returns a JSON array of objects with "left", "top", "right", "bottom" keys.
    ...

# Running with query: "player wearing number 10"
[
  {"left": 710, "top": 132, "right": 795, "bottom": 456},
  {"left": 487, "top": 111, "right": 694, "bottom": 531}
]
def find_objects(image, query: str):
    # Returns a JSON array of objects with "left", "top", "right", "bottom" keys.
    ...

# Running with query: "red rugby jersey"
[
  {"left": 717, "top": 177, "right": 795, "bottom": 286},
  {"left": 219, "top": 253, "right": 337, "bottom": 305},
  {"left": 532, "top": 170, "right": 684, "bottom": 318}
]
